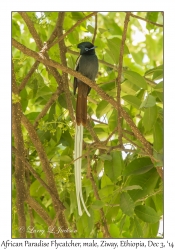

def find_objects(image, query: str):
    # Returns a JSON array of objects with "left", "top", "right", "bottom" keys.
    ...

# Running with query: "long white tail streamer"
[{"left": 74, "top": 124, "right": 90, "bottom": 217}]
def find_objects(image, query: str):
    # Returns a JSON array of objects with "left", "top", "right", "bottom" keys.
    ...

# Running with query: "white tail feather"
[{"left": 74, "top": 124, "right": 90, "bottom": 217}]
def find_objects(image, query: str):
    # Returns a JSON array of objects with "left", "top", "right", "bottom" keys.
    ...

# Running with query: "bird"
[{"left": 73, "top": 42, "right": 98, "bottom": 126}]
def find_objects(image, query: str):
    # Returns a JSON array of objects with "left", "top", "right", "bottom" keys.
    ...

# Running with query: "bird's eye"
[{"left": 85, "top": 48, "right": 89, "bottom": 51}]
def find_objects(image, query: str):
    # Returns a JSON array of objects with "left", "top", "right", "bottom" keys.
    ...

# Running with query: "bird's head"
[{"left": 77, "top": 42, "right": 97, "bottom": 55}]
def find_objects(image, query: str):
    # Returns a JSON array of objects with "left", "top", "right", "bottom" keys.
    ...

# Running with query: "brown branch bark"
[
  {"left": 25, "top": 167, "right": 35, "bottom": 238},
  {"left": 19, "top": 12, "right": 64, "bottom": 90},
  {"left": 33, "top": 87, "right": 63, "bottom": 128},
  {"left": 12, "top": 63, "right": 27, "bottom": 238},
  {"left": 117, "top": 12, "right": 131, "bottom": 146},
  {"left": 19, "top": 61, "right": 39, "bottom": 92},
  {"left": 12, "top": 146, "right": 64, "bottom": 206},
  {"left": 57, "top": 12, "right": 75, "bottom": 125},
  {"left": 19, "top": 12, "right": 43, "bottom": 49},
  {"left": 26, "top": 196, "right": 64, "bottom": 238},
  {"left": 130, "top": 13, "right": 163, "bottom": 27},
  {"left": 87, "top": 169, "right": 110, "bottom": 238},
  {"left": 86, "top": 151, "right": 110, "bottom": 238},
  {"left": 26, "top": 196, "right": 52, "bottom": 226},
  {"left": 21, "top": 114, "right": 71, "bottom": 238},
  {"left": 49, "top": 12, "right": 98, "bottom": 49},
  {"left": 92, "top": 14, "right": 97, "bottom": 44},
  {"left": 12, "top": 38, "right": 153, "bottom": 156}
]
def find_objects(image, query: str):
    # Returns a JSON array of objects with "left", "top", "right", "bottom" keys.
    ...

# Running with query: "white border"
[{"left": 1, "top": 1, "right": 174, "bottom": 247}]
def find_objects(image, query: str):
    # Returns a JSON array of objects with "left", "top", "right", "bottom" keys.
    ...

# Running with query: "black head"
[{"left": 77, "top": 42, "right": 97, "bottom": 55}]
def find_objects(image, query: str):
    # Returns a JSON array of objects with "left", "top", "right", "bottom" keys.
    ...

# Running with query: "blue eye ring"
[{"left": 84, "top": 46, "right": 97, "bottom": 52}]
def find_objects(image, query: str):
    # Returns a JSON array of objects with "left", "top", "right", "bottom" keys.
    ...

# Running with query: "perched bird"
[
  {"left": 73, "top": 42, "right": 98, "bottom": 216},
  {"left": 74, "top": 42, "right": 98, "bottom": 126}
]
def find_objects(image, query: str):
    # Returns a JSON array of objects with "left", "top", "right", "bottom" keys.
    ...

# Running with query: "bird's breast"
[{"left": 78, "top": 55, "right": 98, "bottom": 81}]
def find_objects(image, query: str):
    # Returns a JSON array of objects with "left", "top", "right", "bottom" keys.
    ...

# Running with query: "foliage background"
[{"left": 12, "top": 11, "right": 163, "bottom": 238}]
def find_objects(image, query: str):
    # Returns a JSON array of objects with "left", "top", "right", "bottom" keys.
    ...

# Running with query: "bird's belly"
[{"left": 78, "top": 55, "right": 98, "bottom": 81}]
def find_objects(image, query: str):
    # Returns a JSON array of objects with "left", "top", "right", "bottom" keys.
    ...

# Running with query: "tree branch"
[
  {"left": 86, "top": 155, "right": 110, "bottom": 238},
  {"left": 19, "top": 12, "right": 43, "bottom": 49},
  {"left": 12, "top": 38, "right": 153, "bottom": 156},
  {"left": 57, "top": 12, "right": 75, "bottom": 125},
  {"left": 12, "top": 62, "right": 27, "bottom": 238},
  {"left": 18, "top": 61, "right": 39, "bottom": 92},
  {"left": 49, "top": 12, "right": 98, "bottom": 49},
  {"left": 12, "top": 146, "right": 65, "bottom": 207},
  {"left": 19, "top": 12, "right": 64, "bottom": 91},
  {"left": 92, "top": 14, "right": 97, "bottom": 44},
  {"left": 21, "top": 114, "right": 72, "bottom": 238},
  {"left": 117, "top": 12, "right": 131, "bottom": 147},
  {"left": 130, "top": 13, "right": 163, "bottom": 27},
  {"left": 33, "top": 87, "right": 63, "bottom": 128}
]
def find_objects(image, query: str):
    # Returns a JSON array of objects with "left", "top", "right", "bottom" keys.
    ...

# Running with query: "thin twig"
[
  {"left": 19, "top": 61, "right": 39, "bottom": 92},
  {"left": 91, "top": 118, "right": 108, "bottom": 125},
  {"left": 117, "top": 12, "right": 131, "bottom": 147},
  {"left": 12, "top": 62, "right": 27, "bottom": 238},
  {"left": 33, "top": 87, "right": 63, "bottom": 128},
  {"left": 21, "top": 113, "right": 72, "bottom": 238},
  {"left": 86, "top": 155, "right": 110, "bottom": 238},
  {"left": 92, "top": 14, "right": 97, "bottom": 44},
  {"left": 130, "top": 13, "right": 163, "bottom": 27},
  {"left": 12, "top": 146, "right": 64, "bottom": 208},
  {"left": 12, "top": 38, "right": 153, "bottom": 156},
  {"left": 49, "top": 12, "right": 98, "bottom": 49},
  {"left": 123, "top": 134, "right": 145, "bottom": 152},
  {"left": 57, "top": 12, "right": 75, "bottom": 125}
]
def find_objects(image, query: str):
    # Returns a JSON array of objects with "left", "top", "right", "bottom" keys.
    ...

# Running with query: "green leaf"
[
  {"left": 132, "top": 216, "right": 143, "bottom": 238},
  {"left": 108, "top": 109, "right": 118, "bottom": 132},
  {"left": 124, "top": 71, "right": 147, "bottom": 89},
  {"left": 121, "top": 80, "right": 140, "bottom": 95},
  {"left": 120, "top": 192, "right": 135, "bottom": 217},
  {"left": 26, "top": 112, "right": 40, "bottom": 122},
  {"left": 107, "top": 37, "right": 129, "bottom": 64},
  {"left": 20, "top": 88, "right": 28, "bottom": 112},
  {"left": 145, "top": 65, "right": 163, "bottom": 79},
  {"left": 101, "top": 174, "right": 113, "bottom": 188},
  {"left": 153, "top": 121, "right": 163, "bottom": 152},
  {"left": 122, "top": 95, "right": 141, "bottom": 109},
  {"left": 91, "top": 200, "right": 105, "bottom": 209},
  {"left": 96, "top": 100, "right": 111, "bottom": 118},
  {"left": 98, "top": 154, "right": 112, "bottom": 161},
  {"left": 98, "top": 28, "right": 107, "bottom": 34},
  {"left": 154, "top": 81, "right": 163, "bottom": 92},
  {"left": 109, "top": 224, "right": 120, "bottom": 238},
  {"left": 58, "top": 93, "right": 67, "bottom": 109},
  {"left": 71, "top": 12, "right": 84, "bottom": 20},
  {"left": 30, "top": 173, "right": 46, "bottom": 197},
  {"left": 153, "top": 150, "right": 163, "bottom": 167},
  {"left": 87, "top": 25, "right": 94, "bottom": 34},
  {"left": 134, "top": 205, "right": 160, "bottom": 223},
  {"left": 98, "top": 185, "right": 114, "bottom": 202},
  {"left": 37, "top": 85, "right": 52, "bottom": 98},
  {"left": 143, "top": 105, "right": 157, "bottom": 132},
  {"left": 59, "top": 155, "right": 72, "bottom": 163},
  {"left": 146, "top": 12, "right": 159, "bottom": 30},
  {"left": 140, "top": 95, "right": 156, "bottom": 108},
  {"left": 12, "top": 19, "right": 21, "bottom": 38},
  {"left": 154, "top": 91, "right": 163, "bottom": 102},
  {"left": 122, "top": 185, "right": 142, "bottom": 191},
  {"left": 104, "top": 151, "right": 123, "bottom": 182},
  {"left": 124, "top": 157, "right": 153, "bottom": 176},
  {"left": 128, "top": 168, "right": 159, "bottom": 201},
  {"left": 48, "top": 103, "right": 56, "bottom": 121}
]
